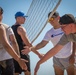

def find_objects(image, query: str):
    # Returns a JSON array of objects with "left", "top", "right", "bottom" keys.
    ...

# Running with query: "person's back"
[
  {"left": 0, "top": 22, "right": 16, "bottom": 75},
  {"left": 12, "top": 24, "right": 26, "bottom": 52},
  {"left": 11, "top": 24, "right": 30, "bottom": 63},
  {"left": 0, "top": 23, "right": 13, "bottom": 61}
]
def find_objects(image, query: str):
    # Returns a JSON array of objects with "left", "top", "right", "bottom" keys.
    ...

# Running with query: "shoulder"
[
  {"left": 1, "top": 23, "right": 11, "bottom": 32},
  {"left": 0, "top": 25, "right": 5, "bottom": 33},
  {"left": 17, "top": 26, "right": 26, "bottom": 35},
  {"left": 1, "top": 23, "right": 9, "bottom": 28},
  {"left": 1, "top": 24, "right": 14, "bottom": 35},
  {"left": 18, "top": 26, "right": 26, "bottom": 32},
  {"left": 46, "top": 28, "right": 53, "bottom": 34}
]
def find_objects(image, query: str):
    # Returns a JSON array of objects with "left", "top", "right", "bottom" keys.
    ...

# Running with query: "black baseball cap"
[
  {"left": 48, "top": 11, "right": 59, "bottom": 18},
  {"left": 59, "top": 14, "right": 76, "bottom": 25},
  {"left": 0, "top": 7, "right": 3, "bottom": 14}
]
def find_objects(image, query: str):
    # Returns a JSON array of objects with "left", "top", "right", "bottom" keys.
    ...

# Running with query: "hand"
[
  {"left": 21, "top": 46, "right": 31, "bottom": 55},
  {"left": 38, "top": 53, "right": 45, "bottom": 59},
  {"left": 34, "top": 61, "right": 40, "bottom": 75},
  {"left": 17, "top": 58, "right": 28, "bottom": 70}
]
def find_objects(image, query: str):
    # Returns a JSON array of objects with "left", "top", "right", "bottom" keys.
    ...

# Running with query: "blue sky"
[{"left": 0, "top": 0, "right": 76, "bottom": 75}]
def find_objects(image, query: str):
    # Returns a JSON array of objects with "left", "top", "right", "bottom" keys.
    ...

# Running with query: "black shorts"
[
  {"left": 0, "top": 58, "right": 14, "bottom": 75},
  {"left": 13, "top": 54, "right": 30, "bottom": 74}
]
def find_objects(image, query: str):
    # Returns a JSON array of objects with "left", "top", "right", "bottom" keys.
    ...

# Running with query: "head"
[
  {"left": 59, "top": 14, "right": 76, "bottom": 35},
  {"left": 15, "top": 11, "right": 28, "bottom": 24},
  {"left": 0, "top": 7, "right": 3, "bottom": 22},
  {"left": 48, "top": 11, "right": 60, "bottom": 28}
]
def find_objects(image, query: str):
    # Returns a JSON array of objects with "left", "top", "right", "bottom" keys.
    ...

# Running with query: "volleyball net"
[{"left": 24, "top": 0, "right": 62, "bottom": 43}]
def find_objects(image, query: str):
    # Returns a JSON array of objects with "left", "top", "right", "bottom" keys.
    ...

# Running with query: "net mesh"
[{"left": 24, "top": 0, "right": 62, "bottom": 43}]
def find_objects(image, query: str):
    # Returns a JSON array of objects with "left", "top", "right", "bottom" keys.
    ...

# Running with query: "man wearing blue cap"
[{"left": 11, "top": 11, "right": 43, "bottom": 75}]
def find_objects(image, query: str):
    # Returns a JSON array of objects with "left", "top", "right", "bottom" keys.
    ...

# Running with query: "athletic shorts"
[
  {"left": 13, "top": 54, "right": 30, "bottom": 74},
  {"left": 0, "top": 58, "right": 14, "bottom": 75},
  {"left": 53, "top": 56, "right": 74, "bottom": 70}
]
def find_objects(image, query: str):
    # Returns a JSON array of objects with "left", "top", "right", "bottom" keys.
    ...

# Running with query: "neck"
[
  {"left": 15, "top": 22, "right": 20, "bottom": 25},
  {"left": 54, "top": 24, "right": 60, "bottom": 29}
]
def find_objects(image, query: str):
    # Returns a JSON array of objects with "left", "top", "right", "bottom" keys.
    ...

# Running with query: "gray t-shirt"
[{"left": 58, "top": 33, "right": 76, "bottom": 45}]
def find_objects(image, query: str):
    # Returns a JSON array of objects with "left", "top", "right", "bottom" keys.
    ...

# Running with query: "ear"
[
  {"left": 70, "top": 23, "right": 74, "bottom": 27},
  {"left": 57, "top": 16, "right": 60, "bottom": 22},
  {"left": 58, "top": 16, "right": 60, "bottom": 19}
]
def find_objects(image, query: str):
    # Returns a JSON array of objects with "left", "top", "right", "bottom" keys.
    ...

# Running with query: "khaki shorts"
[{"left": 53, "top": 56, "right": 74, "bottom": 70}]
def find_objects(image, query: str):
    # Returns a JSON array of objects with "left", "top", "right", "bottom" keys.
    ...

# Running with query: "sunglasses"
[{"left": 48, "top": 16, "right": 57, "bottom": 22}]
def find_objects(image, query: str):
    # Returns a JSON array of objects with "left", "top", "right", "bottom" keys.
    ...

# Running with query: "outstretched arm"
[
  {"left": 18, "top": 26, "right": 48, "bottom": 58},
  {"left": 34, "top": 44, "right": 63, "bottom": 75},
  {"left": 21, "top": 40, "right": 48, "bottom": 54}
]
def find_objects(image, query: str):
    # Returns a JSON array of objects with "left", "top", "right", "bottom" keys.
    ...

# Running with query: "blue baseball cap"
[{"left": 15, "top": 11, "right": 28, "bottom": 18}]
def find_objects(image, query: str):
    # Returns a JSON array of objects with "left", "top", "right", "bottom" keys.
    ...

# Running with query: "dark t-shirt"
[{"left": 11, "top": 24, "right": 29, "bottom": 58}]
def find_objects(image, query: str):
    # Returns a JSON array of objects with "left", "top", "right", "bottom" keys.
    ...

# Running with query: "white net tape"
[{"left": 24, "top": 0, "right": 62, "bottom": 43}]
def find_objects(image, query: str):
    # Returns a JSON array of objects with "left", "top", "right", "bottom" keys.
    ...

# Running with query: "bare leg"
[
  {"left": 66, "top": 65, "right": 74, "bottom": 75},
  {"left": 74, "top": 68, "right": 76, "bottom": 75},
  {"left": 54, "top": 65, "right": 64, "bottom": 75}
]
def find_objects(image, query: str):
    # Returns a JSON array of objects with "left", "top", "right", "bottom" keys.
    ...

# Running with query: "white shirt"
[
  {"left": 43, "top": 27, "right": 72, "bottom": 58},
  {"left": 0, "top": 24, "right": 14, "bottom": 61}
]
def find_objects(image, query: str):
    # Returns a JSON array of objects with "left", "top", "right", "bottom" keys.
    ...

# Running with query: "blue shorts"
[{"left": 0, "top": 58, "right": 14, "bottom": 75}]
